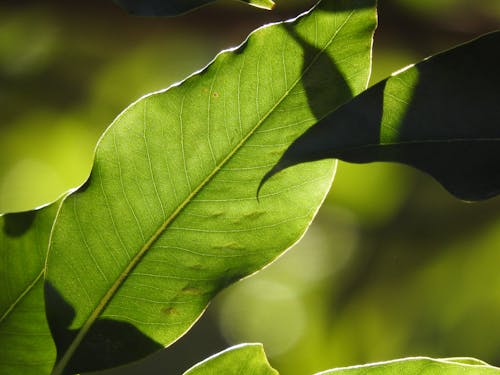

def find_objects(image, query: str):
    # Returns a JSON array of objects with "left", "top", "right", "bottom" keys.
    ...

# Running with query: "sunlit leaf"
[
  {"left": 112, "top": 0, "right": 274, "bottom": 16},
  {"left": 316, "top": 357, "right": 500, "bottom": 374},
  {"left": 45, "top": 0, "right": 377, "bottom": 373},
  {"left": 267, "top": 31, "right": 500, "bottom": 201},
  {"left": 183, "top": 344, "right": 278, "bottom": 375},
  {"left": 0, "top": 201, "right": 60, "bottom": 375}
]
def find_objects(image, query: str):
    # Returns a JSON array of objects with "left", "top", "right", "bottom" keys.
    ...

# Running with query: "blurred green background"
[{"left": 1, "top": 0, "right": 500, "bottom": 374}]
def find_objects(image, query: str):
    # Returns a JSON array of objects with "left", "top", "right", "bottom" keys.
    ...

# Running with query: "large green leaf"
[
  {"left": 45, "top": 0, "right": 377, "bottom": 373},
  {"left": 183, "top": 344, "right": 278, "bottom": 375},
  {"left": 266, "top": 31, "right": 500, "bottom": 201},
  {"left": 0, "top": 202, "right": 60, "bottom": 375},
  {"left": 113, "top": 0, "right": 275, "bottom": 16},
  {"left": 317, "top": 357, "right": 500, "bottom": 374}
]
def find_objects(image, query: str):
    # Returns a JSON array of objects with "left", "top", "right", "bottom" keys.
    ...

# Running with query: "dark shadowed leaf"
[
  {"left": 267, "top": 31, "right": 500, "bottom": 201},
  {"left": 112, "top": 0, "right": 275, "bottom": 16},
  {"left": 45, "top": 0, "right": 377, "bottom": 373},
  {"left": 0, "top": 201, "right": 61, "bottom": 375},
  {"left": 183, "top": 344, "right": 278, "bottom": 375}
]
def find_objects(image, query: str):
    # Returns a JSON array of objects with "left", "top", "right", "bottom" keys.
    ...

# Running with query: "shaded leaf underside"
[
  {"left": 268, "top": 31, "right": 500, "bottom": 201},
  {"left": 113, "top": 0, "right": 274, "bottom": 16}
]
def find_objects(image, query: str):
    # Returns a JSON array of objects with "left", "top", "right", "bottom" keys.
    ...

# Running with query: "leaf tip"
[{"left": 245, "top": 0, "right": 275, "bottom": 11}]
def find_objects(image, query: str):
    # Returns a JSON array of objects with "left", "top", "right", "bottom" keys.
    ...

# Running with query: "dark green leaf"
[
  {"left": 113, "top": 0, "right": 275, "bottom": 16},
  {"left": 183, "top": 344, "right": 278, "bottom": 375},
  {"left": 267, "top": 31, "right": 500, "bottom": 201},
  {"left": 0, "top": 202, "right": 60, "bottom": 375},
  {"left": 45, "top": 0, "right": 377, "bottom": 373}
]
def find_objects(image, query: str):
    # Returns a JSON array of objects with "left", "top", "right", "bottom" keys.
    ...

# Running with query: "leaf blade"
[
  {"left": 183, "top": 343, "right": 278, "bottom": 375},
  {"left": 46, "top": 1, "right": 377, "bottom": 373},
  {"left": 268, "top": 31, "right": 500, "bottom": 201},
  {"left": 316, "top": 357, "right": 500, "bottom": 374},
  {"left": 0, "top": 202, "right": 60, "bottom": 375}
]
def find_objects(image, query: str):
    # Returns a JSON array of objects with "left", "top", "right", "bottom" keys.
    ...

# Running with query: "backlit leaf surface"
[
  {"left": 0, "top": 202, "right": 59, "bottom": 375},
  {"left": 182, "top": 347, "right": 500, "bottom": 375},
  {"left": 45, "top": 1, "right": 377, "bottom": 373},
  {"left": 317, "top": 357, "right": 500, "bottom": 374},
  {"left": 183, "top": 344, "right": 278, "bottom": 375}
]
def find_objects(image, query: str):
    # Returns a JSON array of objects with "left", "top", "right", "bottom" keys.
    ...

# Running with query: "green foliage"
[
  {"left": 0, "top": 202, "right": 60, "bottom": 375},
  {"left": 318, "top": 357, "right": 500, "bottom": 374},
  {"left": 183, "top": 344, "right": 278, "bottom": 375},
  {"left": 0, "top": 0, "right": 499, "bottom": 374},
  {"left": 183, "top": 345, "right": 500, "bottom": 375},
  {"left": 44, "top": 1, "right": 376, "bottom": 373},
  {"left": 266, "top": 31, "right": 500, "bottom": 201}
]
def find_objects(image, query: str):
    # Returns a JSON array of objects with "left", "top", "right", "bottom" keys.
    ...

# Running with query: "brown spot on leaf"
[
  {"left": 182, "top": 286, "right": 201, "bottom": 295},
  {"left": 161, "top": 307, "right": 177, "bottom": 316},
  {"left": 244, "top": 210, "right": 266, "bottom": 220}
]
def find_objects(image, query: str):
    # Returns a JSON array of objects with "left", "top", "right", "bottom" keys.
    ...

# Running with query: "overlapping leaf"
[
  {"left": 266, "top": 31, "right": 500, "bottom": 201},
  {"left": 0, "top": 202, "right": 60, "bottom": 375},
  {"left": 45, "top": 0, "right": 377, "bottom": 373},
  {"left": 183, "top": 344, "right": 278, "bottom": 375},
  {"left": 113, "top": 0, "right": 274, "bottom": 16},
  {"left": 183, "top": 345, "right": 500, "bottom": 375}
]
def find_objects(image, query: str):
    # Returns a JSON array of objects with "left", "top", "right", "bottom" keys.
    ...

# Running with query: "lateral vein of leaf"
[
  {"left": 144, "top": 101, "right": 167, "bottom": 219},
  {"left": 207, "top": 61, "right": 223, "bottom": 166},
  {"left": 180, "top": 85, "right": 192, "bottom": 191},
  {"left": 113, "top": 128, "right": 146, "bottom": 243},
  {"left": 0, "top": 270, "right": 43, "bottom": 325},
  {"left": 55, "top": 10, "right": 355, "bottom": 373},
  {"left": 97, "top": 161, "right": 131, "bottom": 259},
  {"left": 74, "top": 197, "right": 108, "bottom": 283},
  {"left": 161, "top": 122, "right": 180, "bottom": 202}
]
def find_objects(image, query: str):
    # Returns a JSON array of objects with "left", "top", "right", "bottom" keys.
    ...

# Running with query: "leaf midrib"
[
  {"left": 331, "top": 137, "right": 500, "bottom": 155},
  {"left": 53, "top": 9, "right": 357, "bottom": 374}
]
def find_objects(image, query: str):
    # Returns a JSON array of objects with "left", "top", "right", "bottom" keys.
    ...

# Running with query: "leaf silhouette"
[
  {"left": 45, "top": 0, "right": 377, "bottom": 373},
  {"left": 113, "top": 0, "right": 275, "bottom": 16},
  {"left": 266, "top": 31, "right": 500, "bottom": 201}
]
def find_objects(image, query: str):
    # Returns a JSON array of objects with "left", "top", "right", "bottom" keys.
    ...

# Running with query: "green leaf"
[
  {"left": 182, "top": 348, "right": 499, "bottom": 375},
  {"left": 183, "top": 344, "right": 278, "bottom": 375},
  {"left": 267, "top": 31, "right": 500, "bottom": 201},
  {"left": 0, "top": 201, "right": 60, "bottom": 375},
  {"left": 316, "top": 357, "right": 500, "bottom": 374},
  {"left": 244, "top": 0, "right": 275, "bottom": 11},
  {"left": 112, "top": 0, "right": 274, "bottom": 16},
  {"left": 45, "top": 0, "right": 377, "bottom": 373}
]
